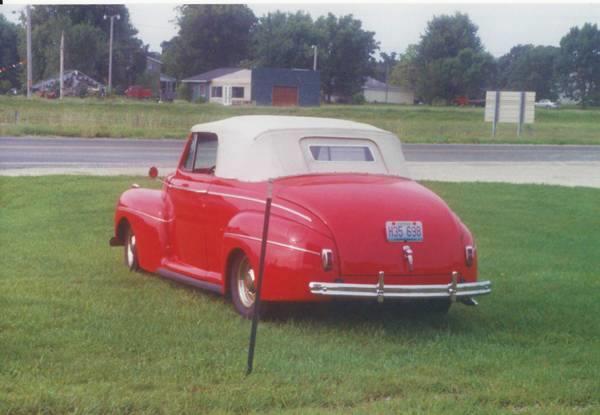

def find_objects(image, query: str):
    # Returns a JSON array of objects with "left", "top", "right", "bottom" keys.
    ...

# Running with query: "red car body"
[
  {"left": 125, "top": 85, "right": 153, "bottom": 99},
  {"left": 110, "top": 116, "right": 491, "bottom": 316}
]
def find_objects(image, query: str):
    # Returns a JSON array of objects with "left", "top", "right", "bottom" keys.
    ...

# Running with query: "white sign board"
[{"left": 485, "top": 91, "right": 536, "bottom": 124}]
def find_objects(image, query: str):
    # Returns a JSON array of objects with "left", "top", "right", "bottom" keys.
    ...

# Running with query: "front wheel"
[{"left": 124, "top": 227, "right": 139, "bottom": 272}]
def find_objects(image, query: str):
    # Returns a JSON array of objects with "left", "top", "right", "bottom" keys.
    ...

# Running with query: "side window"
[
  {"left": 211, "top": 86, "right": 222, "bottom": 98},
  {"left": 182, "top": 136, "right": 198, "bottom": 171},
  {"left": 232, "top": 87, "right": 244, "bottom": 98},
  {"left": 193, "top": 133, "right": 218, "bottom": 173}
]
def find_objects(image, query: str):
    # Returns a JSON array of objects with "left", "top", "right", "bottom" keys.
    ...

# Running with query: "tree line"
[
  {"left": 1, "top": 5, "right": 147, "bottom": 95},
  {"left": 389, "top": 12, "right": 600, "bottom": 107},
  {"left": 1, "top": 5, "right": 598, "bottom": 106}
]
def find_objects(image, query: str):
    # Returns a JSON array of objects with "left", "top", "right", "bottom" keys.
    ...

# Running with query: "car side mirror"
[{"left": 148, "top": 166, "right": 159, "bottom": 179}]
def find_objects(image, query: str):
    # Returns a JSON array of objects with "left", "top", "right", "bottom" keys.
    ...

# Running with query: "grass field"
[
  {"left": 1, "top": 96, "right": 599, "bottom": 144},
  {"left": 1, "top": 176, "right": 599, "bottom": 414}
]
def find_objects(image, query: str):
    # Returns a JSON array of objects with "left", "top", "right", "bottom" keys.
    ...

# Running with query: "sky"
[{"left": 3, "top": 3, "right": 600, "bottom": 58}]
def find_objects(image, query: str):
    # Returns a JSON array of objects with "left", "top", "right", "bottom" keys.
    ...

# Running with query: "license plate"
[{"left": 386, "top": 221, "right": 423, "bottom": 242}]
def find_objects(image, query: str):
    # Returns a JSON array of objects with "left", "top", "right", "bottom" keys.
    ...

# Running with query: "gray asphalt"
[{"left": 1, "top": 136, "right": 600, "bottom": 169}]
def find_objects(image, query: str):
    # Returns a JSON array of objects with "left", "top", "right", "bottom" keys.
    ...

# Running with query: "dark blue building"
[{"left": 251, "top": 68, "right": 320, "bottom": 107}]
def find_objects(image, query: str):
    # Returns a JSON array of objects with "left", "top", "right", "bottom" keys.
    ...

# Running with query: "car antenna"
[{"left": 246, "top": 178, "right": 274, "bottom": 376}]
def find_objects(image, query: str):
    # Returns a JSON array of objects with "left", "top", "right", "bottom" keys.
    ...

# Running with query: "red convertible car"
[{"left": 110, "top": 116, "right": 491, "bottom": 317}]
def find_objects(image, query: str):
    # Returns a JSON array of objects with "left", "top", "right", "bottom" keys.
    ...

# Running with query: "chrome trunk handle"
[{"left": 403, "top": 245, "right": 414, "bottom": 272}]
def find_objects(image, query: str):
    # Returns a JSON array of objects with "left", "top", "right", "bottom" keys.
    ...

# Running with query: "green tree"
[
  {"left": 250, "top": 11, "right": 319, "bottom": 69},
  {"left": 17, "top": 5, "right": 147, "bottom": 90},
  {"left": 315, "top": 13, "right": 379, "bottom": 102},
  {"left": 0, "top": 14, "right": 21, "bottom": 93},
  {"left": 448, "top": 48, "right": 495, "bottom": 99},
  {"left": 161, "top": 5, "right": 256, "bottom": 80},
  {"left": 414, "top": 12, "right": 494, "bottom": 103},
  {"left": 389, "top": 44, "right": 418, "bottom": 91},
  {"left": 373, "top": 51, "right": 397, "bottom": 83},
  {"left": 496, "top": 44, "right": 559, "bottom": 100},
  {"left": 556, "top": 23, "right": 600, "bottom": 107},
  {"left": 418, "top": 12, "right": 482, "bottom": 60}
]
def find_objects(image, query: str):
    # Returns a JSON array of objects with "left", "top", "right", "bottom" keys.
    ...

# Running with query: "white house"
[
  {"left": 362, "top": 77, "right": 414, "bottom": 105},
  {"left": 181, "top": 68, "right": 252, "bottom": 105}
]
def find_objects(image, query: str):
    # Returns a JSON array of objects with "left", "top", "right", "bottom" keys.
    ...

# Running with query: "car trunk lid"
[{"left": 276, "top": 174, "right": 463, "bottom": 277}]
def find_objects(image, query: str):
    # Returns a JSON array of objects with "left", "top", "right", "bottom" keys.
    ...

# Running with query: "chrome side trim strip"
[
  {"left": 165, "top": 184, "right": 311, "bottom": 222},
  {"left": 223, "top": 232, "right": 321, "bottom": 256},
  {"left": 309, "top": 279, "right": 492, "bottom": 299},
  {"left": 209, "top": 190, "right": 262, "bottom": 203},
  {"left": 167, "top": 183, "right": 208, "bottom": 194},
  {"left": 121, "top": 207, "right": 172, "bottom": 223},
  {"left": 271, "top": 202, "right": 312, "bottom": 223},
  {"left": 209, "top": 191, "right": 312, "bottom": 222}
]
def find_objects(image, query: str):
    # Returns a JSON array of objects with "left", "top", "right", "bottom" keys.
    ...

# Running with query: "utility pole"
[
  {"left": 311, "top": 45, "right": 318, "bottom": 71},
  {"left": 26, "top": 5, "right": 32, "bottom": 99},
  {"left": 59, "top": 31, "right": 64, "bottom": 99},
  {"left": 104, "top": 13, "right": 120, "bottom": 95}
]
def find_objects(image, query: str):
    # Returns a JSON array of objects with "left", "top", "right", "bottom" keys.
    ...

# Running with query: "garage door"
[{"left": 272, "top": 86, "right": 299, "bottom": 106}]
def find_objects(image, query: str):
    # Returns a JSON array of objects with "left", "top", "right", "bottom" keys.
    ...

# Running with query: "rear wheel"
[
  {"left": 124, "top": 227, "right": 139, "bottom": 272},
  {"left": 230, "top": 253, "right": 259, "bottom": 318}
]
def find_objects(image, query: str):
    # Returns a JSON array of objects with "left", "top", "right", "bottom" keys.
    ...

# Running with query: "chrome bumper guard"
[{"left": 309, "top": 271, "right": 491, "bottom": 303}]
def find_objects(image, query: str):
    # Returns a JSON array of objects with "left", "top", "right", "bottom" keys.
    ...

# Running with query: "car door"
[{"left": 168, "top": 133, "right": 218, "bottom": 271}]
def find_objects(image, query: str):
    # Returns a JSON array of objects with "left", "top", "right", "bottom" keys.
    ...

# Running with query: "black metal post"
[{"left": 247, "top": 179, "right": 273, "bottom": 375}]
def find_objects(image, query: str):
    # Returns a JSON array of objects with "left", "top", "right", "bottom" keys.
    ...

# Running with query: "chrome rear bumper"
[{"left": 309, "top": 272, "right": 491, "bottom": 302}]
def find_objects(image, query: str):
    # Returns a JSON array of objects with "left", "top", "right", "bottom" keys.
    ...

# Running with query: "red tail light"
[{"left": 321, "top": 249, "right": 333, "bottom": 271}]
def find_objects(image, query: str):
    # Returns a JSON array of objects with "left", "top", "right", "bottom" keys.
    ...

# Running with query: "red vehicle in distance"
[
  {"left": 110, "top": 116, "right": 492, "bottom": 317},
  {"left": 125, "top": 85, "right": 153, "bottom": 99},
  {"left": 453, "top": 96, "right": 485, "bottom": 107}
]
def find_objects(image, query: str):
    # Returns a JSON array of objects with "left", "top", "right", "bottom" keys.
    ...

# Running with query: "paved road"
[
  {"left": 404, "top": 143, "right": 600, "bottom": 162},
  {"left": 0, "top": 136, "right": 184, "bottom": 169},
  {"left": 1, "top": 136, "right": 599, "bottom": 188},
  {"left": 2, "top": 136, "right": 600, "bottom": 169}
]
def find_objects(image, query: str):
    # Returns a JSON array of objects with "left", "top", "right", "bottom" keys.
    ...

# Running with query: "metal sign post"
[
  {"left": 246, "top": 179, "right": 274, "bottom": 376},
  {"left": 518, "top": 91, "right": 526, "bottom": 137},
  {"left": 492, "top": 91, "right": 500, "bottom": 137}
]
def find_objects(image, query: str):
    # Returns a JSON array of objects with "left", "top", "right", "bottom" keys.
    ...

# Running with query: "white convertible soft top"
[{"left": 190, "top": 115, "right": 409, "bottom": 182}]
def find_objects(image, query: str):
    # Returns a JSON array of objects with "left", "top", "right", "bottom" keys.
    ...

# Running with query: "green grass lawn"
[
  {"left": 1, "top": 176, "right": 599, "bottom": 414},
  {"left": 1, "top": 96, "right": 599, "bottom": 144}
]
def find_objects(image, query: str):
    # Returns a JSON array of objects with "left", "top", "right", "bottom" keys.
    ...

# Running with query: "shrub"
[
  {"left": 177, "top": 83, "right": 192, "bottom": 101},
  {"left": 351, "top": 93, "right": 366, "bottom": 105}
]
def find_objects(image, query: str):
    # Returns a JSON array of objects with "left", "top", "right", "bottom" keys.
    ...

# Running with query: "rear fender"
[{"left": 222, "top": 211, "right": 336, "bottom": 301}]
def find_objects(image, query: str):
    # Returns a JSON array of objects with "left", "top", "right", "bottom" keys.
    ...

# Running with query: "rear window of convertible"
[
  {"left": 309, "top": 145, "right": 374, "bottom": 162},
  {"left": 301, "top": 137, "right": 381, "bottom": 164}
]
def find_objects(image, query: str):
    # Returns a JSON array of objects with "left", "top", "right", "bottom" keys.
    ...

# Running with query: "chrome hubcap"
[
  {"left": 127, "top": 234, "right": 136, "bottom": 266},
  {"left": 236, "top": 257, "right": 256, "bottom": 308}
]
